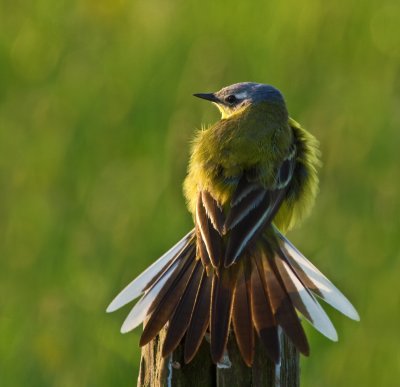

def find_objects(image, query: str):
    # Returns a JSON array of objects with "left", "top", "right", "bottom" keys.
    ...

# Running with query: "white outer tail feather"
[
  {"left": 106, "top": 230, "right": 194, "bottom": 313},
  {"left": 121, "top": 259, "right": 180, "bottom": 333},
  {"left": 275, "top": 227, "right": 360, "bottom": 322},
  {"left": 279, "top": 258, "right": 338, "bottom": 341}
]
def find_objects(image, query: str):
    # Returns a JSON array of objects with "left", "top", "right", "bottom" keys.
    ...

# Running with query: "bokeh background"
[{"left": 1, "top": 0, "right": 399, "bottom": 386}]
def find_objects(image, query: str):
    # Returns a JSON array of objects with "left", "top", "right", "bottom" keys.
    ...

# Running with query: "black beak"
[{"left": 193, "top": 93, "right": 219, "bottom": 103}]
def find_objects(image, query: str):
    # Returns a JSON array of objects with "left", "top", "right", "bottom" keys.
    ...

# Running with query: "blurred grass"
[{"left": 0, "top": 0, "right": 399, "bottom": 386}]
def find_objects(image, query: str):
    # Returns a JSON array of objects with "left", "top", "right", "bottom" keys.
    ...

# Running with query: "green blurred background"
[{"left": 1, "top": 0, "right": 399, "bottom": 386}]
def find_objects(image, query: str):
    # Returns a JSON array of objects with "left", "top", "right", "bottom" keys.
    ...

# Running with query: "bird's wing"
[
  {"left": 224, "top": 145, "right": 297, "bottom": 267},
  {"left": 196, "top": 144, "right": 297, "bottom": 270}
]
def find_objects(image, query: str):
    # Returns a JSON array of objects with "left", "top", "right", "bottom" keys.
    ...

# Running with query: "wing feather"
[
  {"left": 224, "top": 190, "right": 285, "bottom": 267},
  {"left": 201, "top": 191, "right": 224, "bottom": 234},
  {"left": 195, "top": 224, "right": 211, "bottom": 268},
  {"left": 224, "top": 149, "right": 296, "bottom": 267},
  {"left": 230, "top": 176, "right": 260, "bottom": 207},
  {"left": 224, "top": 188, "right": 267, "bottom": 231},
  {"left": 196, "top": 192, "right": 222, "bottom": 267}
]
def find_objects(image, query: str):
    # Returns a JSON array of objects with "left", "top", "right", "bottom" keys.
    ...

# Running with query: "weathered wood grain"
[{"left": 138, "top": 327, "right": 299, "bottom": 387}]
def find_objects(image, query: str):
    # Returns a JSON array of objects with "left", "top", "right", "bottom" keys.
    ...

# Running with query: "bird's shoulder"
[{"left": 272, "top": 118, "right": 321, "bottom": 232}]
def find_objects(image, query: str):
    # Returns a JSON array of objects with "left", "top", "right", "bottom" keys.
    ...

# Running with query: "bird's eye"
[{"left": 225, "top": 95, "right": 237, "bottom": 104}]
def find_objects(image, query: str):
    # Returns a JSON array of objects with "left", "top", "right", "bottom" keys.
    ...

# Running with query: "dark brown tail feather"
[
  {"left": 139, "top": 245, "right": 196, "bottom": 346},
  {"left": 162, "top": 260, "right": 203, "bottom": 356},
  {"left": 251, "top": 252, "right": 280, "bottom": 363},
  {"left": 210, "top": 267, "right": 238, "bottom": 363},
  {"left": 260, "top": 248, "right": 309, "bottom": 356},
  {"left": 184, "top": 268, "right": 212, "bottom": 363},
  {"left": 232, "top": 260, "right": 254, "bottom": 367}
]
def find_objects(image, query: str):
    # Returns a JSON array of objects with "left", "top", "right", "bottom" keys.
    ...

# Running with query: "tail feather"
[
  {"left": 162, "top": 260, "right": 203, "bottom": 356},
  {"left": 275, "top": 228, "right": 360, "bottom": 321},
  {"left": 139, "top": 245, "right": 197, "bottom": 346},
  {"left": 250, "top": 253, "right": 280, "bottom": 363},
  {"left": 184, "top": 268, "right": 212, "bottom": 363},
  {"left": 259, "top": 249, "right": 309, "bottom": 356},
  {"left": 120, "top": 240, "right": 196, "bottom": 333},
  {"left": 107, "top": 230, "right": 195, "bottom": 313},
  {"left": 110, "top": 226, "right": 358, "bottom": 365},
  {"left": 210, "top": 268, "right": 237, "bottom": 363},
  {"left": 232, "top": 261, "right": 254, "bottom": 367},
  {"left": 145, "top": 243, "right": 196, "bottom": 317},
  {"left": 120, "top": 259, "right": 180, "bottom": 333},
  {"left": 275, "top": 252, "right": 338, "bottom": 341}
]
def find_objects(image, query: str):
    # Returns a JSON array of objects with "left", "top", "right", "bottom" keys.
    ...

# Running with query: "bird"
[{"left": 107, "top": 82, "right": 359, "bottom": 367}]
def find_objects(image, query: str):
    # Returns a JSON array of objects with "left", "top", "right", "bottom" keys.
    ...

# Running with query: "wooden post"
[{"left": 138, "top": 327, "right": 299, "bottom": 387}]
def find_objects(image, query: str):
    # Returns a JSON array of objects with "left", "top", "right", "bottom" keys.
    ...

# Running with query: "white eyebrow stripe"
[{"left": 234, "top": 92, "right": 248, "bottom": 99}]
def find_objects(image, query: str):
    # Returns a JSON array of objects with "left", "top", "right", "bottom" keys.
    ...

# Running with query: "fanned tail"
[{"left": 107, "top": 226, "right": 358, "bottom": 365}]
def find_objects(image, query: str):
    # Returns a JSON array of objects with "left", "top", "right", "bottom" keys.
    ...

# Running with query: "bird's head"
[{"left": 194, "top": 82, "right": 286, "bottom": 119}]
